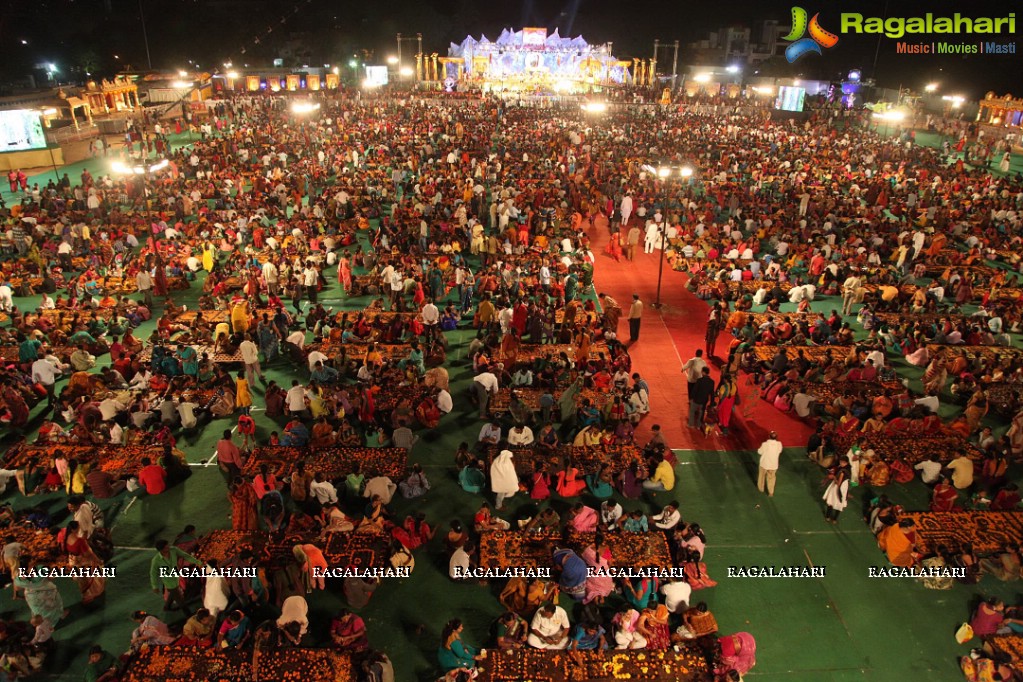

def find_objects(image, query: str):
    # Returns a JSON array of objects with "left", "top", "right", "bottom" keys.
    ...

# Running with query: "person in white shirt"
[
  {"left": 421, "top": 299, "right": 439, "bottom": 328},
  {"left": 363, "top": 476, "right": 397, "bottom": 505},
  {"left": 914, "top": 455, "right": 942, "bottom": 485},
  {"left": 286, "top": 381, "right": 308, "bottom": 416},
  {"left": 791, "top": 393, "right": 816, "bottom": 418},
  {"left": 307, "top": 349, "right": 328, "bottom": 372},
  {"left": 652, "top": 502, "right": 681, "bottom": 530},
  {"left": 507, "top": 424, "right": 534, "bottom": 446},
  {"left": 473, "top": 371, "right": 499, "bottom": 419},
  {"left": 238, "top": 334, "right": 263, "bottom": 387},
  {"left": 661, "top": 577, "right": 692, "bottom": 613},
  {"left": 177, "top": 400, "right": 199, "bottom": 429},
  {"left": 757, "top": 432, "right": 783, "bottom": 496},
  {"left": 31, "top": 357, "right": 60, "bottom": 405},
  {"left": 914, "top": 395, "right": 940, "bottom": 413},
  {"left": 600, "top": 500, "right": 623, "bottom": 530},
  {"left": 681, "top": 350, "right": 707, "bottom": 397},
  {"left": 527, "top": 603, "right": 570, "bottom": 649},
  {"left": 436, "top": 388, "right": 453, "bottom": 414},
  {"left": 98, "top": 397, "right": 127, "bottom": 422},
  {"left": 136, "top": 269, "right": 154, "bottom": 307},
  {"left": 448, "top": 542, "right": 473, "bottom": 579},
  {"left": 285, "top": 330, "right": 306, "bottom": 350},
  {"left": 262, "top": 260, "right": 279, "bottom": 295},
  {"left": 309, "top": 473, "right": 338, "bottom": 504},
  {"left": 303, "top": 265, "right": 318, "bottom": 303}
]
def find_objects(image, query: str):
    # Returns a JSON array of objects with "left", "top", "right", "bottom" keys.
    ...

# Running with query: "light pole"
[
  {"left": 642, "top": 163, "right": 693, "bottom": 308},
  {"left": 112, "top": 158, "right": 169, "bottom": 235},
  {"left": 139, "top": 0, "right": 153, "bottom": 70}
]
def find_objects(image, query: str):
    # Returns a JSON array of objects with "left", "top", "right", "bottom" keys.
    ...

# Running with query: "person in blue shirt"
[
  {"left": 569, "top": 622, "right": 609, "bottom": 650},
  {"left": 621, "top": 510, "right": 649, "bottom": 533}
]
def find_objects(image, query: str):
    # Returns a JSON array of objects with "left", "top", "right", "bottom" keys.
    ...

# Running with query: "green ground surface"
[{"left": 1, "top": 122, "right": 1018, "bottom": 681}]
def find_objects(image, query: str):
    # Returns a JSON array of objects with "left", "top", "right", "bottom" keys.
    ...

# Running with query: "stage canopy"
[{"left": 444, "top": 27, "right": 633, "bottom": 92}]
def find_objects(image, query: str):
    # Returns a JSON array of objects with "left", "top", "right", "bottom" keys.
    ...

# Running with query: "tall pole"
[
  {"left": 397, "top": 33, "right": 402, "bottom": 82},
  {"left": 652, "top": 39, "right": 659, "bottom": 90},
  {"left": 139, "top": 0, "right": 153, "bottom": 70},
  {"left": 654, "top": 182, "right": 668, "bottom": 308},
  {"left": 671, "top": 41, "right": 679, "bottom": 89}
]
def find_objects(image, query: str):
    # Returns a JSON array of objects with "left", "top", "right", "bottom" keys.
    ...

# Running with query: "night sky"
[{"left": 2, "top": 0, "right": 1020, "bottom": 98}]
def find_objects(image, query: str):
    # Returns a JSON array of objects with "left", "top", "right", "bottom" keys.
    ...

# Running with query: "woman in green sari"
[{"left": 14, "top": 559, "right": 67, "bottom": 625}]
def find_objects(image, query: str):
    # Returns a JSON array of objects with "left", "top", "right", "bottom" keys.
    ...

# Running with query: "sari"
[
  {"left": 499, "top": 577, "right": 528, "bottom": 613},
  {"left": 13, "top": 575, "right": 65, "bottom": 624},
  {"left": 581, "top": 546, "right": 614, "bottom": 604},
  {"left": 878, "top": 525, "right": 916, "bottom": 567},
  {"left": 639, "top": 607, "right": 672, "bottom": 650},
  {"left": 556, "top": 468, "right": 587, "bottom": 497},
  {"left": 65, "top": 533, "right": 106, "bottom": 603},
  {"left": 718, "top": 632, "right": 757, "bottom": 675},
  {"left": 553, "top": 549, "right": 588, "bottom": 600},
  {"left": 230, "top": 483, "right": 259, "bottom": 531},
  {"left": 684, "top": 561, "right": 717, "bottom": 590},
  {"left": 930, "top": 483, "right": 959, "bottom": 512},
  {"left": 569, "top": 506, "right": 598, "bottom": 532}
]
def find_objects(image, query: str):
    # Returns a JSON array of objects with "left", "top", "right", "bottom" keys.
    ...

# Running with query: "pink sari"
[
  {"left": 582, "top": 546, "right": 614, "bottom": 604},
  {"left": 569, "top": 506, "right": 598, "bottom": 532}
]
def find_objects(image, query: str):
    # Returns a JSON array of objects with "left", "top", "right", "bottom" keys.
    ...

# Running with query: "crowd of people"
[{"left": 0, "top": 79, "right": 1018, "bottom": 682}]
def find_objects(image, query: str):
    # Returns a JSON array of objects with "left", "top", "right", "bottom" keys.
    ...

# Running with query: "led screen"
[
  {"left": 0, "top": 110, "right": 47, "bottom": 151},
  {"left": 775, "top": 86, "right": 806, "bottom": 112}
]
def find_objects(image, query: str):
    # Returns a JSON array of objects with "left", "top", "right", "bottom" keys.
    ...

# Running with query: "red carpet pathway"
[{"left": 590, "top": 221, "right": 814, "bottom": 451}]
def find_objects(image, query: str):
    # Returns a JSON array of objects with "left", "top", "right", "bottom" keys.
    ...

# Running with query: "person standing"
[
  {"left": 628, "top": 294, "right": 643, "bottom": 343},
  {"left": 239, "top": 333, "right": 263, "bottom": 388},
  {"left": 841, "top": 269, "right": 862, "bottom": 316},
  {"left": 822, "top": 461, "right": 851, "bottom": 524},
  {"left": 688, "top": 367, "right": 715, "bottom": 429},
  {"left": 757, "top": 431, "right": 783, "bottom": 497},
  {"left": 626, "top": 224, "right": 641, "bottom": 261},
  {"left": 681, "top": 350, "right": 707, "bottom": 397},
  {"left": 303, "top": 262, "right": 319, "bottom": 305},
  {"left": 619, "top": 192, "right": 633, "bottom": 227},
  {"left": 136, "top": 267, "right": 154, "bottom": 309},
  {"left": 473, "top": 369, "right": 499, "bottom": 420},
  {"left": 490, "top": 449, "right": 519, "bottom": 510},
  {"left": 31, "top": 355, "right": 60, "bottom": 408}
]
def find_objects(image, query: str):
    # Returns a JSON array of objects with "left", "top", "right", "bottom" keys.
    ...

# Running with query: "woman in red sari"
[
  {"left": 556, "top": 461, "right": 587, "bottom": 497},
  {"left": 930, "top": 478, "right": 959, "bottom": 512},
  {"left": 358, "top": 386, "right": 376, "bottom": 425},
  {"left": 337, "top": 255, "right": 353, "bottom": 294},
  {"left": 604, "top": 231, "right": 623, "bottom": 262},
  {"left": 500, "top": 330, "right": 521, "bottom": 366},
  {"left": 62, "top": 522, "right": 106, "bottom": 604},
  {"left": 229, "top": 477, "right": 259, "bottom": 531},
  {"left": 637, "top": 605, "right": 672, "bottom": 650}
]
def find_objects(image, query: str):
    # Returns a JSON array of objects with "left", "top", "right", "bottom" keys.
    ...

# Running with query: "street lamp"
[
  {"left": 642, "top": 163, "right": 694, "bottom": 308},
  {"left": 386, "top": 56, "right": 399, "bottom": 65},
  {"left": 872, "top": 109, "right": 905, "bottom": 136},
  {"left": 291, "top": 101, "right": 321, "bottom": 114},
  {"left": 924, "top": 82, "right": 939, "bottom": 93},
  {"left": 581, "top": 101, "right": 608, "bottom": 114}
]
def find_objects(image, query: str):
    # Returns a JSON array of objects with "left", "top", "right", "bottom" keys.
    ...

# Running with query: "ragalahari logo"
[{"left": 783, "top": 7, "right": 839, "bottom": 62}]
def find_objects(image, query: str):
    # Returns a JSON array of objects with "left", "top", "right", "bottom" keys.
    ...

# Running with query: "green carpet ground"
[{"left": 1, "top": 123, "right": 1018, "bottom": 681}]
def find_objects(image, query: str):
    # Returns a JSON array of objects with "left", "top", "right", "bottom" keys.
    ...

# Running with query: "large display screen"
[
  {"left": 775, "top": 86, "right": 806, "bottom": 112},
  {"left": 364, "top": 66, "right": 389, "bottom": 87},
  {"left": 0, "top": 109, "right": 47, "bottom": 151}
]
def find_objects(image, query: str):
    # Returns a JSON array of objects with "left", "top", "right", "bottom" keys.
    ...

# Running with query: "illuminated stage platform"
[{"left": 427, "top": 27, "right": 653, "bottom": 93}]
